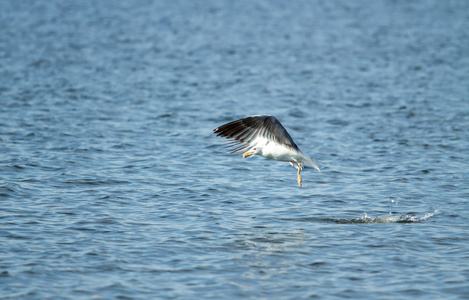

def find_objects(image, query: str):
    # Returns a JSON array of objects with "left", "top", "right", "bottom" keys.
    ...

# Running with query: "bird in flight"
[{"left": 213, "top": 115, "right": 320, "bottom": 187}]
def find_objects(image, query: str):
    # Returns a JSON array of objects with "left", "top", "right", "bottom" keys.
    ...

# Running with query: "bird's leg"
[{"left": 297, "top": 163, "right": 302, "bottom": 187}]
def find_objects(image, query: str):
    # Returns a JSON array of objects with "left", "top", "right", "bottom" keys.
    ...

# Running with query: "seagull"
[{"left": 213, "top": 115, "right": 320, "bottom": 187}]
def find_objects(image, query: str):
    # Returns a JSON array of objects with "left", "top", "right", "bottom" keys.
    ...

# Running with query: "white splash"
[{"left": 359, "top": 210, "right": 438, "bottom": 223}]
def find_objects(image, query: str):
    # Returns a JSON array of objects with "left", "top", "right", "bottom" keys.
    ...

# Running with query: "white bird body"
[
  {"left": 258, "top": 140, "right": 297, "bottom": 162},
  {"left": 249, "top": 137, "right": 317, "bottom": 169}
]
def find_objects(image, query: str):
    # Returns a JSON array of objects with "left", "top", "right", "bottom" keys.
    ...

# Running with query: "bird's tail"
[{"left": 303, "top": 156, "right": 320, "bottom": 172}]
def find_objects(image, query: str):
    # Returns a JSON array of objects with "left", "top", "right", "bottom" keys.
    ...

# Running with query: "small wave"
[{"left": 283, "top": 210, "right": 437, "bottom": 224}]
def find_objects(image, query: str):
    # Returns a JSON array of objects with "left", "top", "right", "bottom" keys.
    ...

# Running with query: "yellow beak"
[{"left": 242, "top": 151, "right": 254, "bottom": 158}]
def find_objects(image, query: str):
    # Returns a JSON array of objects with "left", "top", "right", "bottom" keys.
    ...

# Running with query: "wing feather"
[{"left": 213, "top": 115, "right": 301, "bottom": 153}]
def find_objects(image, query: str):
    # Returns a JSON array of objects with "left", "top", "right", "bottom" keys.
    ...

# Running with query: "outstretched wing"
[{"left": 213, "top": 115, "right": 301, "bottom": 154}]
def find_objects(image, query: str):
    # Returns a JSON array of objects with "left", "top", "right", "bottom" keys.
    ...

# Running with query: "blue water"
[{"left": 1, "top": 0, "right": 469, "bottom": 299}]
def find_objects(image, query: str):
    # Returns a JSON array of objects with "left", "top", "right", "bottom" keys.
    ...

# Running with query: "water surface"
[{"left": 1, "top": 0, "right": 469, "bottom": 299}]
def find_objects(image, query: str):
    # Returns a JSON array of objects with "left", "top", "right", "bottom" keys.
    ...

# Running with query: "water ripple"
[
  {"left": 1, "top": 0, "right": 468, "bottom": 299},
  {"left": 283, "top": 211, "right": 438, "bottom": 224}
]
